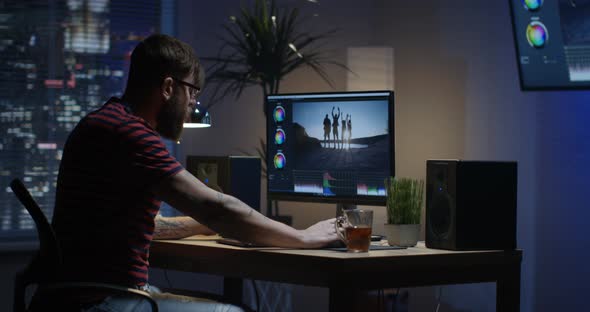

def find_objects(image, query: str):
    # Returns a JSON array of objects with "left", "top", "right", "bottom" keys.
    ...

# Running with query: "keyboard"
[{"left": 216, "top": 238, "right": 406, "bottom": 251}]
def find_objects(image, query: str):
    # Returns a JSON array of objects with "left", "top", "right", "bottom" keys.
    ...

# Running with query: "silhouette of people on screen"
[
  {"left": 341, "top": 113, "right": 347, "bottom": 149},
  {"left": 323, "top": 114, "right": 331, "bottom": 147},
  {"left": 347, "top": 114, "right": 352, "bottom": 149},
  {"left": 332, "top": 107, "right": 340, "bottom": 149}
]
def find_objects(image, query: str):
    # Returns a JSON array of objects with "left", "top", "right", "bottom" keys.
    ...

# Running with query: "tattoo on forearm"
[
  {"left": 154, "top": 216, "right": 197, "bottom": 240},
  {"left": 217, "top": 192, "right": 224, "bottom": 208}
]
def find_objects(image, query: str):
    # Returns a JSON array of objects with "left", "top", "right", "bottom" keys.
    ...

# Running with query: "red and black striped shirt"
[{"left": 52, "top": 98, "right": 182, "bottom": 287}]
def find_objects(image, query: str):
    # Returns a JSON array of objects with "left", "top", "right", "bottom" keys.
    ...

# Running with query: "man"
[
  {"left": 323, "top": 113, "right": 331, "bottom": 146},
  {"left": 347, "top": 114, "right": 352, "bottom": 149},
  {"left": 341, "top": 113, "right": 347, "bottom": 149},
  {"left": 331, "top": 106, "right": 340, "bottom": 149},
  {"left": 33, "top": 34, "right": 339, "bottom": 311}
]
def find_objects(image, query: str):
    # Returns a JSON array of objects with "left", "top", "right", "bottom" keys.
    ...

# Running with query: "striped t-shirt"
[{"left": 52, "top": 98, "right": 182, "bottom": 287}]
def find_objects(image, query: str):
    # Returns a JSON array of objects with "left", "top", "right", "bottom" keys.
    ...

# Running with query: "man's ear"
[{"left": 161, "top": 77, "right": 174, "bottom": 101}]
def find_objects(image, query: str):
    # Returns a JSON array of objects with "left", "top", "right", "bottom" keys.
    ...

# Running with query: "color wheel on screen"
[
  {"left": 274, "top": 129, "right": 286, "bottom": 145},
  {"left": 273, "top": 106, "right": 285, "bottom": 123},
  {"left": 273, "top": 153, "right": 286, "bottom": 169},
  {"left": 523, "top": 0, "right": 543, "bottom": 11},
  {"left": 526, "top": 21, "right": 548, "bottom": 48}
]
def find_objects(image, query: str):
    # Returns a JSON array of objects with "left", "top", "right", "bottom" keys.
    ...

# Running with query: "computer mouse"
[
  {"left": 324, "top": 240, "right": 346, "bottom": 249},
  {"left": 371, "top": 234, "right": 384, "bottom": 242}
]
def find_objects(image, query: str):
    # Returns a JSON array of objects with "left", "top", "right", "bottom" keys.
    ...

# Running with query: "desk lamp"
[{"left": 183, "top": 101, "right": 211, "bottom": 128}]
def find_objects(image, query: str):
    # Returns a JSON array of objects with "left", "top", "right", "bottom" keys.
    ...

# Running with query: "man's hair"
[{"left": 125, "top": 34, "right": 204, "bottom": 97}]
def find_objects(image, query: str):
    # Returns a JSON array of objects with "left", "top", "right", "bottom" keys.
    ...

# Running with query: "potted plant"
[
  {"left": 202, "top": 0, "right": 349, "bottom": 218},
  {"left": 384, "top": 177, "right": 425, "bottom": 247},
  {"left": 202, "top": 0, "right": 348, "bottom": 114}
]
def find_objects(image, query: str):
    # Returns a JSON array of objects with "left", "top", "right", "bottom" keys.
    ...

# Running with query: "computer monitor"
[
  {"left": 266, "top": 91, "right": 394, "bottom": 206},
  {"left": 508, "top": 0, "right": 590, "bottom": 90}
]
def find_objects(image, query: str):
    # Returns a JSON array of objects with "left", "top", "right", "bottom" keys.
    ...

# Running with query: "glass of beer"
[{"left": 335, "top": 209, "right": 373, "bottom": 252}]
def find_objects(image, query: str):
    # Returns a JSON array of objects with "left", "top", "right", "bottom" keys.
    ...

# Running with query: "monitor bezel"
[
  {"left": 507, "top": 0, "right": 590, "bottom": 91},
  {"left": 265, "top": 90, "right": 395, "bottom": 206}
]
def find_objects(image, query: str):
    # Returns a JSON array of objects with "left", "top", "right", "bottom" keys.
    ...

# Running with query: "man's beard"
[{"left": 156, "top": 92, "right": 186, "bottom": 141}]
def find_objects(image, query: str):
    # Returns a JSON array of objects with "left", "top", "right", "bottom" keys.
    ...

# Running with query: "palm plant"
[
  {"left": 203, "top": 0, "right": 349, "bottom": 218},
  {"left": 202, "top": 0, "right": 348, "bottom": 114}
]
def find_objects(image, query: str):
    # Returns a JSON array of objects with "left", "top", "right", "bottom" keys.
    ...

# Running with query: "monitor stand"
[
  {"left": 268, "top": 199, "right": 293, "bottom": 226},
  {"left": 336, "top": 203, "right": 357, "bottom": 217}
]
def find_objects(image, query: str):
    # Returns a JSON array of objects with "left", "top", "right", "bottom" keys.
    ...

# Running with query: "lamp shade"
[{"left": 184, "top": 104, "right": 211, "bottom": 128}]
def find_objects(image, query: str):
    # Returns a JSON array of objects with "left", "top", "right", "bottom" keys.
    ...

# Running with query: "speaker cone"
[{"left": 429, "top": 192, "right": 452, "bottom": 239}]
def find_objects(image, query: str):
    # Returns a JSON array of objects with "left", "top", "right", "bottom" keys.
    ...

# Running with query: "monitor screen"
[
  {"left": 509, "top": 0, "right": 590, "bottom": 90},
  {"left": 266, "top": 91, "right": 394, "bottom": 205}
]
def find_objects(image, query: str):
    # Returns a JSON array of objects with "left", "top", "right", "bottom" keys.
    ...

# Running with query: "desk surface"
[{"left": 150, "top": 235, "right": 522, "bottom": 290}]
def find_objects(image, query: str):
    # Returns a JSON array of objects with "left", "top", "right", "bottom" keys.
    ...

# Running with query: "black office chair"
[{"left": 10, "top": 178, "right": 158, "bottom": 312}]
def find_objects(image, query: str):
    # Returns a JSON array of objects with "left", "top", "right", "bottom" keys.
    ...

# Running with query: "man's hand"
[{"left": 299, "top": 218, "right": 341, "bottom": 248}]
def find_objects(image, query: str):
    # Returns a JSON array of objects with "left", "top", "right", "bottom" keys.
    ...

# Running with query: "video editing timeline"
[
  {"left": 266, "top": 91, "right": 393, "bottom": 200},
  {"left": 562, "top": 0, "right": 590, "bottom": 82},
  {"left": 566, "top": 46, "right": 590, "bottom": 81},
  {"left": 291, "top": 171, "right": 387, "bottom": 196},
  {"left": 511, "top": 0, "right": 590, "bottom": 88},
  {"left": 555, "top": 0, "right": 590, "bottom": 82},
  {"left": 291, "top": 170, "right": 387, "bottom": 197}
]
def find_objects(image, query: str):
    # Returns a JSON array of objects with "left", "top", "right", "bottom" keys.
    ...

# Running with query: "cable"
[
  {"left": 163, "top": 269, "right": 173, "bottom": 289},
  {"left": 435, "top": 286, "right": 443, "bottom": 312},
  {"left": 274, "top": 200, "right": 279, "bottom": 216},
  {"left": 250, "top": 279, "right": 260, "bottom": 312},
  {"left": 393, "top": 288, "right": 400, "bottom": 312}
]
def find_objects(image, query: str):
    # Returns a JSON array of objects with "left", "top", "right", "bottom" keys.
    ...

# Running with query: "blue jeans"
[{"left": 82, "top": 285, "right": 244, "bottom": 312}]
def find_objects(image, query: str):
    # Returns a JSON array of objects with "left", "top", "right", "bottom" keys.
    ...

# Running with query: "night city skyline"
[{"left": 0, "top": 0, "right": 167, "bottom": 237}]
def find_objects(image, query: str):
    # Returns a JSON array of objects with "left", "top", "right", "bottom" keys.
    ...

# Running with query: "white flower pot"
[{"left": 383, "top": 224, "right": 420, "bottom": 247}]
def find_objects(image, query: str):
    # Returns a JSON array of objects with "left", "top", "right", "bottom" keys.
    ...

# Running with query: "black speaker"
[
  {"left": 186, "top": 156, "right": 261, "bottom": 211},
  {"left": 425, "top": 160, "right": 517, "bottom": 250}
]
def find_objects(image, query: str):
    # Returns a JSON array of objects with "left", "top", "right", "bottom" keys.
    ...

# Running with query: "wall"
[{"left": 535, "top": 91, "right": 590, "bottom": 311}]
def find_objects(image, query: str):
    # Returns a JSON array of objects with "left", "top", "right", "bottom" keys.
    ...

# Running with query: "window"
[{"left": 0, "top": 0, "right": 176, "bottom": 240}]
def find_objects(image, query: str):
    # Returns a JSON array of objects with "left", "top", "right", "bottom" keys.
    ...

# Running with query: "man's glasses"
[{"left": 171, "top": 77, "right": 200, "bottom": 101}]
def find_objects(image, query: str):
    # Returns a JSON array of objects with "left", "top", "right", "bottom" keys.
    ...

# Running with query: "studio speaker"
[
  {"left": 186, "top": 156, "right": 261, "bottom": 211},
  {"left": 425, "top": 160, "right": 517, "bottom": 250}
]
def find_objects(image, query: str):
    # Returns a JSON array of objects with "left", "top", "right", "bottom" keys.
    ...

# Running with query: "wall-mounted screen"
[{"left": 509, "top": 0, "right": 590, "bottom": 90}]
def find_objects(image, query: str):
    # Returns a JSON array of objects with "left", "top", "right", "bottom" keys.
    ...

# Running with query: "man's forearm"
[
  {"left": 154, "top": 170, "right": 333, "bottom": 248},
  {"left": 154, "top": 215, "right": 215, "bottom": 239},
  {"left": 205, "top": 193, "right": 306, "bottom": 247}
]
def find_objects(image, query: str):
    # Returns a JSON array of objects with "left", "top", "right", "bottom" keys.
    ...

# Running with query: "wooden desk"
[{"left": 150, "top": 237, "right": 522, "bottom": 312}]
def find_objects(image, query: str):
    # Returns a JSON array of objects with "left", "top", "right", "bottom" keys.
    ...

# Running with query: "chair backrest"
[
  {"left": 11, "top": 178, "right": 64, "bottom": 312},
  {"left": 10, "top": 179, "right": 62, "bottom": 271},
  {"left": 10, "top": 178, "right": 159, "bottom": 312}
]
